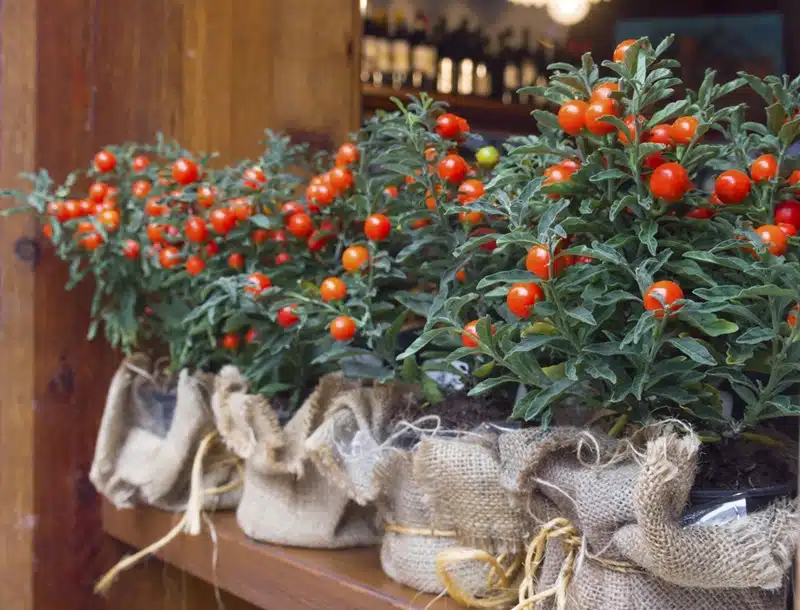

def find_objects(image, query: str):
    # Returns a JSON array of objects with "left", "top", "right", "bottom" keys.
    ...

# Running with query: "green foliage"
[{"left": 7, "top": 36, "right": 800, "bottom": 433}]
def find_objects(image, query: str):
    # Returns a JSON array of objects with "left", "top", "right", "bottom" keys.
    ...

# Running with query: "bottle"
[
  {"left": 390, "top": 11, "right": 410, "bottom": 89},
  {"left": 410, "top": 11, "right": 437, "bottom": 91},
  {"left": 518, "top": 29, "right": 538, "bottom": 105},
  {"left": 489, "top": 30, "right": 510, "bottom": 101},
  {"left": 534, "top": 40, "right": 553, "bottom": 108},
  {"left": 501, "top": 28, "right": 520, "bottom": 104},
  {"left": 435, "top": 17, "right": 454, "bottom": 94},
  {"left": 474, "top": 33, "right": 493, "bottom": 98},
  {"left": 454, "top": 18, "right": 480, "bottom": 95},
  {"left": 361, "top": 8, "right": 378, "bottom": 84},
  {"left": 373, "top": 9, "right": 392, "bottom": 87}
]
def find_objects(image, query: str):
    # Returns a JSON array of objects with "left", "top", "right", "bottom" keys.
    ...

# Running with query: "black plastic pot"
[
  {"left": 682, "top": 482, "right": 794, "bottom": 527},
  {"left": 135, "top": 386, "right": 177, "bottom": 438}
]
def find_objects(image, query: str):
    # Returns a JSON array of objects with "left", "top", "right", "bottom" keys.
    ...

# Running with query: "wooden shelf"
[
  {"left": 102, "top": 500, "right": 459, "bottom": 610},
  {"left": 362, "top": 84, "right": 537, "bottom": 136}
]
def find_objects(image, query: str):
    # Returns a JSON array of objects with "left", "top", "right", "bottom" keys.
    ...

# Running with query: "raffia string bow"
[
  {"left": 94, "top": 431, "right": 243, "bottom": 594},
  {"left": 513, "top": 518, "right": 640, "bottom": 610}
]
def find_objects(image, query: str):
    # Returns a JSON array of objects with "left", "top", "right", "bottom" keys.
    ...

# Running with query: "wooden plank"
[
  {"left": 0, "top": 1, "right": 37, "bottom": 608},
  {"left": 0, "top": 1, "right": 362, "bottom": 608},
  {"left": 264, "top": 0, "right": 361, "bottom": 148},
  {"left": 102, "top": 501, "right": 459, "bottom": 610}
]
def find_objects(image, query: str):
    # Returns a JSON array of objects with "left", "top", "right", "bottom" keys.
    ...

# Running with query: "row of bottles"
[{"left": 362, "top": 9, "right": 570, "bottom": 105}]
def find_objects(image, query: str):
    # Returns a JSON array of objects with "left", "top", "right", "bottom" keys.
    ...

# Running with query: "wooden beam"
[
  {"left": 0, "top": 1, "right": 37, "bottom": 608},
  {"left": 0, "top": 1, "right": 361, "bottom": 608}
]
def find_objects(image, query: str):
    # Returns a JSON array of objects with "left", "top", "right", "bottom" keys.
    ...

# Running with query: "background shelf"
[{"left": 362, "top": 84, "right": 538, "bottom": 137}]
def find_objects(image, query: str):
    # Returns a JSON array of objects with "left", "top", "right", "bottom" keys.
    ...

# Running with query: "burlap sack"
[
  {"left": 499, "top": 427, "right": 796, "bottom": 610},
  {"left": 90, "top": 355, "right": 241, "bottom": 512},
  {"left": 308, "top": 407, "right": 537, "bottom": 603},
  {"left": 213, "top": 366, "right": 413, "bottom": 548}
]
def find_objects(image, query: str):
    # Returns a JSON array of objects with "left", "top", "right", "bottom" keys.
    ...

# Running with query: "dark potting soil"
[
  {"left": 694, "top": 438, "right": 795, "bottom": 490},
  {"left": 397, "top": 391, "right": 512, "bottom": 431}
]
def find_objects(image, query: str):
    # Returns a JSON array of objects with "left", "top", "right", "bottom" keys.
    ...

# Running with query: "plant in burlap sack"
[
  {"left": 0, "top": 136, "right": 229, "bottom": 357},
  {"left": 306, "top": 404, "right": 537, "bottom": 605},
  {"left": 210, "top": 365, "right": 422, "bottom": 548},
  {"left": 497, "top": 426, "right": 797, "bottom": 609},
  {"left": 400, "top": 35, "right": 800, "bottom": 443}
]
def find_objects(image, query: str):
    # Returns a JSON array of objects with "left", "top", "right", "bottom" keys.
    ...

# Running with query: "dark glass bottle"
[
  {"left": 361, "top": 8, "right": 378, "bottom": 84},
  {"left": 456, "top": 21, "right": 479, "bottom": 96},
  {"left": 373, "top": 8, "right": 392, "bottom": 88},
  {"left": 390, "top": 11, "right": 410, "bottom": 89},
  {"left": 489, "top": 30, "right": 509, "bottom": 101},
  {"left": 501, "top": 28, "right": 520, "bottom": 104},
  {"left": 474, "top": 32, "right": 493, "bottom": 98},
  {"left": 410, "top": 10, "right": 437, "bottom": 91},
  {"left": 535, "top": 40, "right": 555, "bottom": 108},
  {"left": 518, "top": 28, "right": 538, "bottom": 105},
  {"left": 434, "top": 17, "right": 455, "bottom": 94}
]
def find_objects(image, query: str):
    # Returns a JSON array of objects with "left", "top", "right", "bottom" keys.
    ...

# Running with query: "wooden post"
[{"left": 0, "top": 1, "right": 360, "bottom": 609}]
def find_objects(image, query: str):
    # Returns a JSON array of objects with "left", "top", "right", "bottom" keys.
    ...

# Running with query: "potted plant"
[{"left": 398, "top": 35, "right": 799, "bottom": 504}]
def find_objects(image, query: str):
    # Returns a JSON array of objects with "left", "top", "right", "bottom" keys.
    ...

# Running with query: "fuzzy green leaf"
[
  {"left": 667, "top": 337, "right": 716, "bottom": 365},
  {"left": 736, "top": 327, "right": 776, "bottom": 345}
]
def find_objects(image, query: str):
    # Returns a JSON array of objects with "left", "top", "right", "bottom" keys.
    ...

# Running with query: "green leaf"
[
  {"left": 532, "top": 110, "right": 561, "bottom": 131},
  {"left": 697, "top": 69, "right": 716, "bottom": 107},
  {"left": 586, "top": 360, "right": 617, "bottom": 384},
  {"left": 250, "top": 214, "right": 280, "bottom": 229},
  {"left": 565, "top": 306, "right": 596, "bottom": 326},
  {"left": 679, "top": 311, "right": 739, "bottom": 337},
  {"left": 468, "top": 375, "right": 517, "bottom": 396},
  {"left": 584, "top": 342, "right": 636, "bottom": 356},
  {"left": 638, "top": 220, "right": 658, "bottom": 256},
  {"left": 654, "top": 34, "right": 675, "bottom": 59},
  {"left": 779, "top": 117, "right": 800, "bottom": 147},
  {"left": 401, "top": 355, "right": 421, "bottom": 381},
  {"left": 594, "top": 290, "right": 641, "bottom": 306},
  {"left": 695, "top": 285, "right": 794, "bottom": 301},
  {"left": 395, "top": 291, "right": 435, "bottom": 316},
  {"left": 537, "top": 200, "right": 569, "bottom": 239},
  {"left": 736, "top": 327, "right": 776, "bottom": 345},
  {"left": 667, "top": 337, "right": 716, "bottom": 365},
  {"left": 507, "top": 334, "right": 563, "bottom": 355},
  {"left": 597, "top": 115, "right": 629, "bottom": 136},
  {"left": 473, "top": 361, "right": 495, "bottom": 378},
  {"left": 589, "top": 169, "right": 628, "bottom": 182},
  {"left": 516, "top": 379, "right": 576, "bottom": 421},
  {"left": 766, "top": 103, "right": 787, "bottom": 135},
  {"left": 445, "top": 293, "right": 479, "bottom": 321},
  {"left": 342, "top": 358, "right": 394, "bottom": 381},
  {"left": 421, "top": 374, "right": 445, "bottom": 403},
  {"left": 397, "top": 327, "right": 453, "bottom": 360},
  {"left": 739, "top": 72, "right": 771, "bottom": 103},
  {"left": 476, "top": 270, "right": 536, "bottom": 289},
  {"left": 647, "top": 100, "right": 689, "bottom": 128}
]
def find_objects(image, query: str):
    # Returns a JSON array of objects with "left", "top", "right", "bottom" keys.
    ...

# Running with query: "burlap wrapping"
[
  {"left": 307, "top": 407, "right": 536, "bottom": 601},
  {"left": 90, "top": 355, "right": 240, "bottom": 511},
  {"left": 213, "top": 366, "right": 416, "bottom": 548},
  {"left": 499, "top": 427, "right": 797, "bottom": 610}
]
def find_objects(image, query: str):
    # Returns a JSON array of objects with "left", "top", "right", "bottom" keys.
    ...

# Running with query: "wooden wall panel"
[
  {"left": 0, "top": 3, "right": 38, "bottom": 610},
  {"left": 264, "top": 0, "right": 361, "bottom": 147},
  {"left": 0, "top": 1, "right": 360, "bottom": 609}
]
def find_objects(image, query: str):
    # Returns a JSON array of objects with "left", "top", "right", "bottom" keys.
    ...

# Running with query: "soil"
[
  {"left": 694, "top": 437, "right": 796, "bottom": 490},
  {"left": 396, "top": 390, "right": 513, "bottom": 431}
]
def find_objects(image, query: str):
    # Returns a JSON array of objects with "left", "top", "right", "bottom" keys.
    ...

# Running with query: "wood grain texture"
[
  {"left": 0, "top": 1, "right": 360, "bottom": 608},
  {"left": 0, "top": 1, "right": 37, "bottom": 609},
  {"left": 103, "top": 501, "right": 461, "bottom": 610}
]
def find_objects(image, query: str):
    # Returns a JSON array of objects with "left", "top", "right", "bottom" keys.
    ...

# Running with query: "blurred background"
[{"left": 360, "top": 0, "right": 794, "bottom": 141}]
